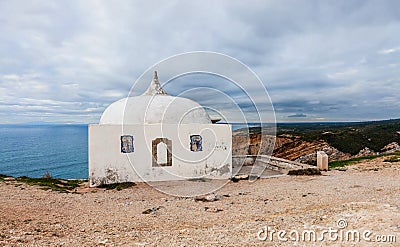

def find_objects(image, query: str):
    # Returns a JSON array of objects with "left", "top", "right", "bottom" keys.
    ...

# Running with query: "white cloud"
[
  {"left": 378, "top": 47, "right": 400, "bottom": 54},
  {"left": 327, "top": 68, "right": 358, "bottom": 79},
  {"left": 0, "top": 0, "right": 400, "bottom": 123}
]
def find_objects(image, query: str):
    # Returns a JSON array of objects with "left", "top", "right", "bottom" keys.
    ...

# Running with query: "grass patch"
[
  {"left": 0, "top": 174, "right": 8, "bottom": 181},
  {"left": 0, "top": 175, "right": 84, "bottom": 192},
  {"left": 187, "top": 178, "right": 211, "bottom": 182},
  {"left": 97, "top": 182, "right": 136, "bottom": 191},
  {"left": 384, "top": 156, "right": 400, "bottom": 162},
  {"left": 16, "top": 176, "right": 84, "bottom": 193},
  {"left": 329, "top": 155, "right": 379, "bottom": 168},
  {"left": 329, "top": 151, "right": 400, "bottom": 169},
  {"left": 0, "top": 172, "right": 86, "bottom": 192}
]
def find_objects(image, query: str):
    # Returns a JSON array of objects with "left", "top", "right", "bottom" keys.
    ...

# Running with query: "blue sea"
[{"left": 0, "top": 124, "right": 88, "bottom": 179}]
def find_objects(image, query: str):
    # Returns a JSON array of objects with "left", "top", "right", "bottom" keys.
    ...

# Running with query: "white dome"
[{"left": 99, "top": 72, "right": 211, "bottom": 125}]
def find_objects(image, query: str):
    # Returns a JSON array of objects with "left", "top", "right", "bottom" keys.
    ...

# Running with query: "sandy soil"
[{"left": 0, "top": 159, "right": 399, "bottom": 246}]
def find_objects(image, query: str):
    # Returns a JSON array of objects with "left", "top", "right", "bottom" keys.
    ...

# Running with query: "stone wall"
[{"left": 89, "top": 124, "right": 232, "bottom": 186}]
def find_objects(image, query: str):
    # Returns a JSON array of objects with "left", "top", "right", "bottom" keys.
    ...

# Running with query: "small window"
[
  {"left": 190, "top": 135, "right": 202, "bottom": 152},
  {"left": 121, "top": 135, "right": 134, "bottom": 153}
]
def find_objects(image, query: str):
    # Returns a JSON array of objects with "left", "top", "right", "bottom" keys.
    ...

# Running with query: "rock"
[
  {"left": 142, "top": 206, "right": 163, "bottom": 214},
  {"left": 288, "top": 168, "right": 321, "bottom": 176},
  {"left": 232, "top": 133, "right": 275, "bottom": 156},
  {"left": 381, "top": 142, "right": 400, "bottom": 153},
  {"left": 194, "top": 194, "right": 221, "bottom": 202},
  {"left": 243, "top": 157, "right": 255, "bottom": 166},
  {"left": 295, "top": 143, "right": 350, "bottom": 165},
  {"left": 4, "top": 177, "right": 16, "bottom": 181},
  {"left": 355, "top": 147, "right": 376, "bottom": 157},
  {"left": 98, "top": 238, "right": 108, "bottom": 244},
  {"left": 230, "top": 174, "right": 249, "bottom": 182},
  {"left": 135, "top": 242, "right": 151, "bottom": 246},
  {"left": 204, "top": 207, "right": 223, "bottom": 213}
]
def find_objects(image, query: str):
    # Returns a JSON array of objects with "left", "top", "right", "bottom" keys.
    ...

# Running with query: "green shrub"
[
  {"left": 0, "top": 174, "right": 8, "bottom": 181},
  {"left": 97, "top": 182, "right": 136, "bottom": 191},
  {"left": 329, "top": 151, "right": 400, "bottom": 169},
  {"left": 275, "top": 119, "right": 400, "bottom": 155},
  {"left": 384, "top": 156, "right": 400, "bottom": 162},
  {"left": 16, "top": 176, "right": 84, "bottom": 193}
]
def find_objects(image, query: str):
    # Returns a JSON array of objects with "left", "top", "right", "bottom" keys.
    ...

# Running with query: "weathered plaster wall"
[{"left": 88, "top": 124, "right": 232, "bottom": 187}]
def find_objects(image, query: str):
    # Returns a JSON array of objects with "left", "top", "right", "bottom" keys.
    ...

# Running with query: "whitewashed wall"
[{"left": 88, "top": 124, "right": 232, "bottom": 187}]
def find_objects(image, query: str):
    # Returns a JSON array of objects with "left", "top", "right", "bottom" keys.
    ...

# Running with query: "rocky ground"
[{"left": 0, "top": 159, "right": 399, "bottom": 246}]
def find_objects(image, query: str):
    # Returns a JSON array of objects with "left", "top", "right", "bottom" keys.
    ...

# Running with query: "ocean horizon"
[
  {"left": 0, "top": 124, "right": 88, "bottom": 179},
  {"left": 0, "top": 120, "right": 382, "bottom": 179}
]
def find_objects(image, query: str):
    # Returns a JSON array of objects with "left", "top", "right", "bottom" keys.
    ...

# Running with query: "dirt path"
[{"left": 1, "top": 160, "right": 399, "bottom": 246}]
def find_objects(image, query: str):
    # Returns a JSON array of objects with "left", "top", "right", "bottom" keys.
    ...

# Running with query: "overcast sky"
[{"left": 0, "top": 0, "right": 399, "bottom": 123}]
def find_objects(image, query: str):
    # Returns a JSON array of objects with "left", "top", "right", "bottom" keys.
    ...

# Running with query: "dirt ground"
[{"left": 0, "top": 158, "right": 399, "bottom": 246}]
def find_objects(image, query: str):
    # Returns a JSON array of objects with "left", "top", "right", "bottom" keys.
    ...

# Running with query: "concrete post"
[{"left": 317, "top": 151, "right": 329, "bottom": 171}]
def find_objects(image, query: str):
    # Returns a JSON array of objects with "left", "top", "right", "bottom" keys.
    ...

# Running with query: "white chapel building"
[{"left": 88, "top": 72, "right": 232, "bottom": 187}]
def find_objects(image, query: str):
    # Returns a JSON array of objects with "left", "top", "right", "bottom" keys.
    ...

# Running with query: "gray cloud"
[
  {"left": 0, "top": 0, "right": 399, "bottom": 123},
  {"left": 288, "top": 113, "right": 307, "bottom": 118}
]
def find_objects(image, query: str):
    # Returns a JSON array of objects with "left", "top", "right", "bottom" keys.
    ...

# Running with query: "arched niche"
[{"left": 152, "top": 138, "right": 172, "bottom": 167}]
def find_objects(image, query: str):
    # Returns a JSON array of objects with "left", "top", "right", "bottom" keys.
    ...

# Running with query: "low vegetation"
[
  {"left": 329, "top": 151, "right": 400, "bottom": 169},
  {"left": 97, "top": 182, "right": 136, "bottom": 191},
  {"left": 383, "top": 156, "right": 400, "bottom": 163},
  {"left": 0, "top": 172, "right": 85, "bottom": 193},
  {"left": 329, "top": 156, "right": 380, "bottom": 168},
  {"left": 287, "top": 167, "right": 321, "bottom": 176},
  {"left": 276, "top": 118, "right": 400, "bottom": 155},
  {"left": 0, "top": 174, "right": 7, "bottom": 182},
  {"left": 0, "top": 172, "right": 135, "bottom": 192},
  {"left": 16, "top": 176, "right": 84, "bottom": 193}
]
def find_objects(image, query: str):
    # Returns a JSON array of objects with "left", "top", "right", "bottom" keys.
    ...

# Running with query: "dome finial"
[{"left": 143, "top": 71, "right": 168, "bottom": 95}]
